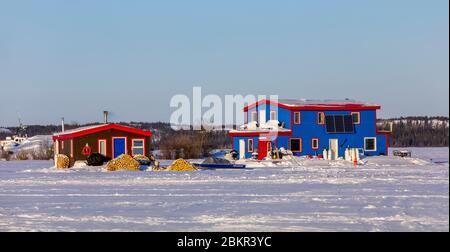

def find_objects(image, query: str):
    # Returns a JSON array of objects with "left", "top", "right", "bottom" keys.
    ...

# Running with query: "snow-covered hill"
[
  {"left": 378, "top": 117, "right": 449, "bottom": 129},
  {"left": 0, "top": 128, "right": 12, "bottom": 134},
  {"left": 2, "top": 135, "right": 53, "bottom": 153}
]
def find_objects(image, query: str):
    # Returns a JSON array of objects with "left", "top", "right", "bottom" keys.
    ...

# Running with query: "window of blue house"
[
  {"left": 289, "top": 138, "right": 302, "bottom": 152},
  {"left": 364, "top": 137, "right": 377, "bottom": 151},
  {"left": 248, "top": 139, "right": 254, "bottom": 153},
  {"left": 294, "top": 112, "right": 301, "bottom": 124},
  {"left": 351, "top": 112, "right": 361, "bottom": 124},
  {"left": 270, "top": 110, "right": 277, "bottom": 120},
  {"left": 325, "top": 115, "right": 354, "bottom": 133},
  {"left": 317, "top": 112, "right": 325, "bottom": 125},
  {"left": 311, "top": 138, "right": 319, "bottom": 150}
]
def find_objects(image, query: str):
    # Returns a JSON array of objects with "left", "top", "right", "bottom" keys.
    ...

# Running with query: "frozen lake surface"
[{"left": 0, "top": 147, "right": 448, "bottom": 231}]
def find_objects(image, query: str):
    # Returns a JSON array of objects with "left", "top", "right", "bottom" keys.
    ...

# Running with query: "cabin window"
[
  {"left": 248, "top": 139, "right": 254, "bottom": 153},
  {"left": 270, "top": 110, "right": 277, "bottom": 120},
  {"left": 61, "top": 140, "right": 64, "bottom": 150},
  {"left": 317, "top": 112, "right": 325, "bottom": 125},
  {"left": 132, "top": 139, "right": 145, "bottom": 156},
  {"left": 98, "top": 139, "right": 107, "bottom": 156},
  {"left": 311, "top": 138, "right": 319, "bottom": 150},
  {"left": 351, "top": 112, "right": 361, "bottom": 124},
  {"left": 289, "top": 138, "right": 302, "bottom": 152},
  {"left": 294, "top": 112, "right": 301, "bottom": 124},
  {"left": 251, "top": 111, "right": 258, "bottom": 122},
  {"left": 364, "top": 137, "right": 377, "bottom": 151}
]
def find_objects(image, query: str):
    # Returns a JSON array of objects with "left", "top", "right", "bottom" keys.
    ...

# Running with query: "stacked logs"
[
  {"left": 167, "top": 159, "right": 198, "bottom": 171},
  {"left": 106, "top": 154, "right": 140, "bottom": 171},
  {"left": 55, "top": 154, "right": 70, "bottom": 169}
]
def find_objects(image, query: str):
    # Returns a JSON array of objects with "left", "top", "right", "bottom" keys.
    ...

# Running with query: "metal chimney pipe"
[
  {"left": 103, "top": 111, "right": 108, "bottom": 124},
  {"left": 61, "top": 117, "right": 65, "bottom": 132}
]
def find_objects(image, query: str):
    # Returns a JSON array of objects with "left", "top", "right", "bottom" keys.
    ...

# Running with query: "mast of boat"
[{"left": 16, "top": 113, "right": 28, "bottom": 138}]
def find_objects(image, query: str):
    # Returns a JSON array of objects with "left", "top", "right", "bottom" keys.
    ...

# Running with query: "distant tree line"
[
  {"left": 378, "top": 116, "right": 449, "bottom": 147},
  {"left": 0, "top": 121, "right": 232, "bottom": 159}
]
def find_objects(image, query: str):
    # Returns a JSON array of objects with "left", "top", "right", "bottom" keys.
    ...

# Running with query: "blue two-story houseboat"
[{"left": 229, "top": 99, "right": 391, "bottom": 160}]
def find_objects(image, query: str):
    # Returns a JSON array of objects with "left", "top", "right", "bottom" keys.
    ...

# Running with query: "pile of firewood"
[
  {"left": 55, "top": 154, "right": 70, "bottom": 169},
  {"left": 167, "top": 159, "right": 198, "bottom": 171},
  {"left": 107, "top": 154, "right": 140, "bottom": 171}
]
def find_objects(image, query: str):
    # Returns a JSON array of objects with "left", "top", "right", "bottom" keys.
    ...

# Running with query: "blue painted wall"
[{"left": 232, "top": 136, "right": 259, "bottom": 159}]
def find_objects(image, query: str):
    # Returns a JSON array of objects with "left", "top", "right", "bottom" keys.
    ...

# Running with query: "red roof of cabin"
[
  {"left": 243, "top": 99, "right": 381, "bottom": 112},
  {"left": 52, "top": 124, "right": 152, "bottom": 141}
]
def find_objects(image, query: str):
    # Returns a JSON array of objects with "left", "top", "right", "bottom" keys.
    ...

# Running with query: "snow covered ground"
[{"left": 0, "top": 148, "right": 448, "bottom": 232}]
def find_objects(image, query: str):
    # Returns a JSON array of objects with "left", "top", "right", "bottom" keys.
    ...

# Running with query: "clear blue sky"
[{"left": 0, "top": 0, "right": 448, "bottom": 126}]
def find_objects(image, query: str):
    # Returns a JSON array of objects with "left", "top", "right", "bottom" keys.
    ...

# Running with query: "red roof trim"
[
  {"left": 243, "top": 99, "right": 381, "bottom": 112},
  {"left": 228, "top": 130, "right": 292, "bottom": 137},
  {"left": 52, "top": 124, "right": 152, "bottom": 141}
]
